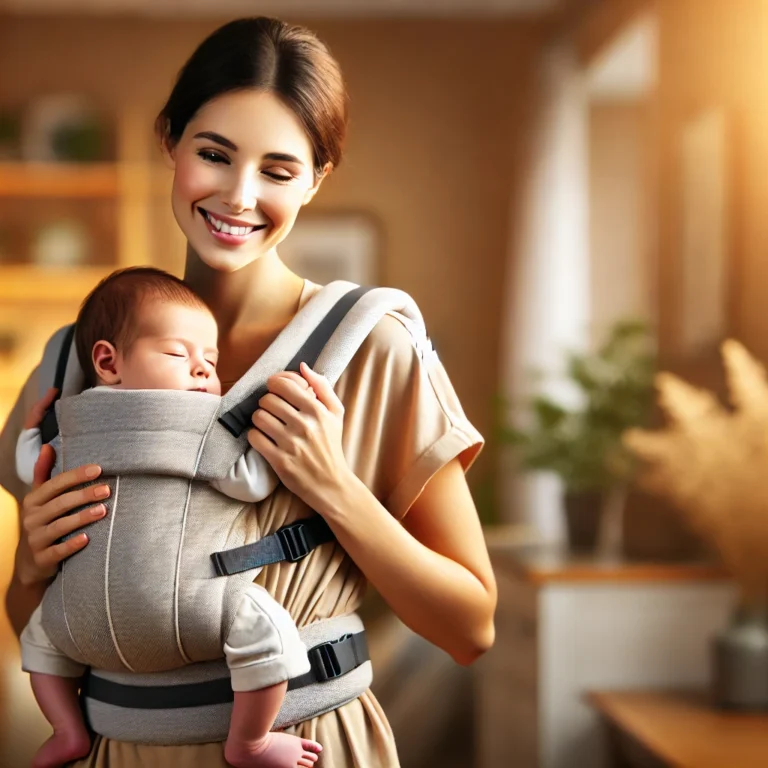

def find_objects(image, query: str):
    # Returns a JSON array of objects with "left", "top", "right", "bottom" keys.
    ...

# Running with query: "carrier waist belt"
[{"left": 81, "top": 613, "right": 371, "bottom": 745}]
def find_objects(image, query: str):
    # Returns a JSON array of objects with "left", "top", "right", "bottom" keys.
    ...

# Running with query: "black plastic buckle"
[
  {"left": 309, "top": 634, "right": 353, "bottom": 682},
  {"left": 277, "top": 522, "right": 312, "bottom": 563}
]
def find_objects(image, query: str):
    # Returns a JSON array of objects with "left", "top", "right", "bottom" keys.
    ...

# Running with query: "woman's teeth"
[{"left": 203, "top": 210, "right": 258, "bottom": 236}]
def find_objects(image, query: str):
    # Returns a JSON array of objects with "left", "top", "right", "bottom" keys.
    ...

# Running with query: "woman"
[{"left": 0, "top": 17, "right": 496, "bottom": 768}]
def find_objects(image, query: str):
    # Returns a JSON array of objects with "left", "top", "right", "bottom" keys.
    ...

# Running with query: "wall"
[
  {"left": 656, "top": 0, "right": 768, "bottom": 368},
  {"left": 0, "top": 14, "right": 548, "bottom": 492}
]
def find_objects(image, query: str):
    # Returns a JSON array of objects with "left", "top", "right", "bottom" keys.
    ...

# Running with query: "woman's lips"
[{"left": 199, "top": 207, "right": 267, "bottom": 246}]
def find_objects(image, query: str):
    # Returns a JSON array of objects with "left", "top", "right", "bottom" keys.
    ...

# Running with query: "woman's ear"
[
  {"left": 302, "top": 162, "right": 332, "bottom": 206},
  {"left": 92, "top": 341, "right": 121, "bottom": 386}
]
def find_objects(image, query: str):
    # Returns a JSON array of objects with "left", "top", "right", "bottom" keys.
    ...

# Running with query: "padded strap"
[
  {"left": 211, "top": 516, "right": 334, "bottom": 576},
  {"left": 218, "top": 285, "right": 372, "bottom": 437},
  {"left": 40, "top": 324, "right": 76, "bottom": 444},
  {"left": 81, "top": 630, "right": 369, "bottom": 708}
]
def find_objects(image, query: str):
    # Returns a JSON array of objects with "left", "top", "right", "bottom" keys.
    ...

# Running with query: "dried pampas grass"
[{"left": 623, "top": 340, "right": 768, "bottom": 602}]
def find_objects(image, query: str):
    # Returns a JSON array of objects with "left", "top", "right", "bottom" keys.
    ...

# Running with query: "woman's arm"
[
  {"left": 248, "top": 364, "right": 496, "bottom": 666},
  {"left": 5, "top": 445, "right": 109, "bottom": 637}
]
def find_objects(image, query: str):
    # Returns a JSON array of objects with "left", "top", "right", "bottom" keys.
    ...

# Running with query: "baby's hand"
[{"left": 24, "top": 387, "right": 58, "bottom": 430}]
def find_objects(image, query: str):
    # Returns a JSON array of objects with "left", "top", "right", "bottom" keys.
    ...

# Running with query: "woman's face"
[{"left": 166, "top": 89, "right": 323, "bottom": 273}]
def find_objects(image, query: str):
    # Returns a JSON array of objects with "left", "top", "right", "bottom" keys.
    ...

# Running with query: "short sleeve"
[
  {"left": 334, "top": 312, "right": 483, "bottom": 520},
  {"left": 0, "top": 366, "right": 40, "bottom": 506}
]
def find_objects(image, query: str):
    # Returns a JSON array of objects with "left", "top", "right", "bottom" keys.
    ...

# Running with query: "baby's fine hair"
[{"left": 75, "top": 266, "right": 210, "bottom": 388}]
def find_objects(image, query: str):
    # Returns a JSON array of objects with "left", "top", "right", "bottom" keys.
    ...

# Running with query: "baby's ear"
[{"left": 92, "top": 341, "right": 121, "bottom": 385}]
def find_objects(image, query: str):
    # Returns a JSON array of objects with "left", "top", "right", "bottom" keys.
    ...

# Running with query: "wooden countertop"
[
  {"left": 588, "top": 690, "right": 768, "bottom": 768},
  {"left": 484, "top": 528, "right": 730, "bottom": 585}
]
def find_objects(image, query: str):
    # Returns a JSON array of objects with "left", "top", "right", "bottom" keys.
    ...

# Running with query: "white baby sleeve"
[
  {"left": 21, "top": 603, "right": 87, "bottom": 678},
  {"left": 15, "top": 427, "right": 43, "bottom": 486},
  {"left": 224, "top": 583, "right": 310, "bottom": 692},
  {"left": 210, "top": 449, "right": 279, "bottom": 502}
]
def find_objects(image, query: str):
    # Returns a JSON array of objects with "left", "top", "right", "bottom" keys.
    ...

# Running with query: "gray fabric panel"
[
  {"left": 86, "top": 614, "right": 371, "bottom": 744},
  {"left": 174, "top": 484, "right": 255, "bottom": 662},
  {"left": 42, "top": 475, "right": 123, "bottom": 671},
  {"left": 56, "top": 389, "right": 221, "bottom": 479},
  {"left": 41, "top": 570, "right": 88, "bottom": 666},
  {"left": 84, "top": 699, "right": 233, "bottom": 746},
  {"left": 107, "top": 475, "right": 192, "bottom": 671}
]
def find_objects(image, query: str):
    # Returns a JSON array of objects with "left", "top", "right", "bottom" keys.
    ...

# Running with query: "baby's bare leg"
[
  {"left": 29, "top": 673, "right": 90, "bottom": 768},
  {"left": 224, "top": 682, "right": 322, "bottom": 768}
]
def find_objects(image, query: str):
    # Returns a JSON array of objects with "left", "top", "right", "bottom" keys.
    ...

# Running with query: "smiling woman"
[{"left": 1, "top": 16, "right": 494, "bottom": 768}]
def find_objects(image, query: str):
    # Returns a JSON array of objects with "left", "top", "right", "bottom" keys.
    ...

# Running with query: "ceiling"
[{"left": 0, "top": 0, "right": 562, "bottom": 17}]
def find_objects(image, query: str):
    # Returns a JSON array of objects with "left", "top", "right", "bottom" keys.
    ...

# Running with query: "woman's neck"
[{"left": 183, "top": 246, "right": 305, "bottom": 334}]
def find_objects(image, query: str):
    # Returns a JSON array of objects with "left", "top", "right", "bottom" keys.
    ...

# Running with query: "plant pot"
[
  {"left": 712, "top": 603, "right": 768, "bottom": 710},
  {"left": 563, "top": 492, "right": 603, "bottom": 553}
]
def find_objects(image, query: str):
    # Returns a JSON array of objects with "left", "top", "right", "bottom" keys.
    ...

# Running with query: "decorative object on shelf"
[
  {"left": 501, "top": 320, "right": 656, "bottom": 555},
  {"left": 0, "top": 109, "right": 22, "bottom": 160},
  {"left": 22, "top": 94, "right": 108, "bottom": 163},
  {"left": 624, "top": 340, "right": 768, "bottom": 710},
  {"left": 32, "top": 219, "right": 90, "bottom": 267},
  {"left": 278, "top": 212, "right": 378, "bottom": 286}
]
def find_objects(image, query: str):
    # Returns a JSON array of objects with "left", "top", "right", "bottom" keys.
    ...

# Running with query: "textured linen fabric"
[{"left": 0, "top": 280, "right": 484, "bottom": 768}]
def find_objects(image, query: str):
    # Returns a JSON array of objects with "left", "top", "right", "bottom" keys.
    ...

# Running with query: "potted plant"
[{"left": 501, "top": 319, "right": 656, "bottom": 555}]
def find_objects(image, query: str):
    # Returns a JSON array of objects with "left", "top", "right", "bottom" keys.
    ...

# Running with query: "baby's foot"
[
  {"left": 225, "top": 731, "right": 322, "bottom": 768},
  {"left": 32, "top": 726, "right": 91, "bottom": 768}
]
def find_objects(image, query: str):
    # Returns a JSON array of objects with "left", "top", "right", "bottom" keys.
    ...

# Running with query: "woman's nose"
[{"left": 225, "top": 168, "right": 258, "bottom": 213}]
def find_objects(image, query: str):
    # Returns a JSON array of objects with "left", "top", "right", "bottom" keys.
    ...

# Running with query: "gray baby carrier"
[{"left": 36, "top": 280, "right": 427, "bottom": 745}]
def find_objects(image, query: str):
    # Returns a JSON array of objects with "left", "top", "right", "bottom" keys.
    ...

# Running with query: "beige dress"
[{"left": 0, "top": 280, "right": 483, "bottom": 768}]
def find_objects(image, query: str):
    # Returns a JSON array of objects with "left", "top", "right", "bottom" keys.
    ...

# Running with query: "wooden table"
[{"left": 588, "top": 691, "right": 768, "bottom": 768}]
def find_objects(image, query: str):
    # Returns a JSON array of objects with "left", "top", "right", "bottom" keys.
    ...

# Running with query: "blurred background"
[{"left": 3, "top": 0, "right": 768, "bottom": 766}]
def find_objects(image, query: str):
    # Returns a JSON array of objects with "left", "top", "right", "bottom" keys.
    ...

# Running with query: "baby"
[{"left": 16, "top": 267, "right": 322, "bottom": 768}]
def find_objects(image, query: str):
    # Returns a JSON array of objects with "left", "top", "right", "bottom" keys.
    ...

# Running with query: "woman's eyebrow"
[
  {"left": 193, "top": 131, "right": 237, "bottom": 151},
  {"left": 264, "top": 152, "right": 305, "bottom": 166}
]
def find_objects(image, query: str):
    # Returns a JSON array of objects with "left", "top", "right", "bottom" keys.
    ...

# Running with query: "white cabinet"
[{"left": 474, "top": 542, "right": 737, "bottom": 768}]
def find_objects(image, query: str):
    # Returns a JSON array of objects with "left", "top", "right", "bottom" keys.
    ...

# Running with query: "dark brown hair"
[
  {"left": 155, "top": 17, "right": 348, "bottom": 175},
  {"left": 75, "top": 267, "right": 210, "bottom": 388}
]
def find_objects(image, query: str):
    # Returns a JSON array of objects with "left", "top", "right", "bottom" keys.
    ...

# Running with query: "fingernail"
[
  {"left": 85, "top": 465, "right": 101, "bottom": 479},
  {"left": 94, "top": 485, "right": 110, "bottom": 499},
  {"left": 91, "top": 505, "right": 106, "bottom": 517}
]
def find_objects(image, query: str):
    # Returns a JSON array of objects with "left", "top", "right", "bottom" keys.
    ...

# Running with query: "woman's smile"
[{"left": 198, "top": 206, "right": 268, "bottom": 246}]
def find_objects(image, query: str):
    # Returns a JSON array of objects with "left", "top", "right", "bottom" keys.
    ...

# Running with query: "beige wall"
[
  {"left": 656, "top": 0, "right": 768, "bottom": 367},
  {"left": 588, "top": 100, "right": 653, "bottom": 344},
  {"left": 0, "top": 15, "right": 547, "bottom": 490}
]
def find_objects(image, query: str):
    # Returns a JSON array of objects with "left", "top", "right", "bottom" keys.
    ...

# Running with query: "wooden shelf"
[
  {"left": 0, "top": 265, "right": 113, "bottom": 302},
  {"left": 0, "top": 162, "right": 120, "bottom": 198}
]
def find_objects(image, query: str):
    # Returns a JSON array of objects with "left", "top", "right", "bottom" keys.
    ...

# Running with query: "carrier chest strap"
[
  {"left": 81, "top": 630, "right": 369, "bottom": 709},
  {"left": 211, "top": 516, "right": 333, "bottom": 576},
  {"left": 218, "top": 285, "right": 372, "bottom": 438}
]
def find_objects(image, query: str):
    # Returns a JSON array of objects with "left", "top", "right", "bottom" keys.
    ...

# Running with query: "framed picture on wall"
[
  {"left": 679, "top": 108, "right": 729, "bottom": 355},
  {"left": 279, "top": 212, "right": 379, "bottom": 286}
]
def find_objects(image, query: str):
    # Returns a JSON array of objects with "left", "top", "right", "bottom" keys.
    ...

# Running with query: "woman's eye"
[
  {"left": 263, "top": 170, "right": 293, "bottom": 182},
  {"left": 197, "top": 150, "right": 229, "bottom": 164}
]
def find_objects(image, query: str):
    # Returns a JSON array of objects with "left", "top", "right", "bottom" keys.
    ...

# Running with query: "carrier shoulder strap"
[
  {"left": 218, "top": 285, "right": 371, "bottom": 437},
  {"left": 39, "top": 324, "right": 76, "bottom": 444}
]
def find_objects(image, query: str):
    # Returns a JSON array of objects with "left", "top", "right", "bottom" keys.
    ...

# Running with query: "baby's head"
[{"left": 75, "top": 266, "right": 221, "bottom": 395}]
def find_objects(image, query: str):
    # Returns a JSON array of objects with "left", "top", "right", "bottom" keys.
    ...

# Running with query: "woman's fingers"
[
  {"left": 28, "top": 501, "right": 106, "bottom": 550},
  {"left": 251, "top": 408, "right": 292, "bottom": 450},
  {"left": 32, "top": 444, "right": 56, "bottom": 489},
  {"left": 265, "top": 372, "right": 320, "bottom": 413},
  {"left": 33, "top": 532, "right": 90, "bottom": 572},
  {"left": 300, "top": 363, "right": 344, "bottom": 418},
  {"left": 27, "top": 461, "right": 103, "bottom": 508}
]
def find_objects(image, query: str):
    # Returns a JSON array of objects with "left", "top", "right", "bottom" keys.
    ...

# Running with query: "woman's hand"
[
  {"left": 16, "top": 447, "right": 109, "bottom": 587},
  {"left": 247, "top": 362, "right": 352, "bottom": 511}
]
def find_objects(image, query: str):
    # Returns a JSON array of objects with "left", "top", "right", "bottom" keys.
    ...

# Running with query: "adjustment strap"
[
  {"left": 288, "top": 631, "right": 369, "bottom": 691},
  {"left": 81, "top": 630, "right": 369, "bottom": 709},
  {"left": 40, "top": 323, "right": 76, "bottom": 444},
  {"left": 218, "top": 286, "right": 371, "bottom": 437},
  {"left": 211, "top": 516, "right": 334, "bottom": 576}
]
